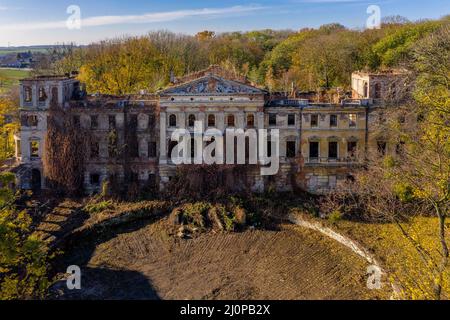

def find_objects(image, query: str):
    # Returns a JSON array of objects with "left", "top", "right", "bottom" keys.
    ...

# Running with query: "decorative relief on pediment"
[{"left": 162, "top": 75, "right": 263, "bottom": 95}]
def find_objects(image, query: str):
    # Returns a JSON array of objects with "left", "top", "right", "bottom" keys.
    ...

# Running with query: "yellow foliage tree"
[{"left": 0, "top": 97, "right": 19, "bottom": 162}]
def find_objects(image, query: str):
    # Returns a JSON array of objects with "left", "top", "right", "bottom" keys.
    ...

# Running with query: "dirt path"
[{"left": 52, "top": 220, "right": 389, "bottom": 300}]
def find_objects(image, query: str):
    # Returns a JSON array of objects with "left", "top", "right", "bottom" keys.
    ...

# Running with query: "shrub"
[
  {"left": 233, "top": 207, "right": 246, "bottom": 227},
  {"left": 100, "top": 180, "right": 111, "bottom": 198},
  {"left": 84, "top": 200, "right": 115, "bottom": 214},
  {"left": 328, "top": 210, "right": 343, "bottom": 224},
  {"left": 221, "top": 210, "right": 236, "bottom": 232},
  {"left": 393, "top": 182, "right": 416, "bottom": 203}
]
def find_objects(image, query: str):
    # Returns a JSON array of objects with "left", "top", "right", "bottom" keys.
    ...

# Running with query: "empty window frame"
[
  {"left": 90, "top": 140, "right": 99, "bottom": 158},
  {"left": 330, "top": 114, "right": 338, "bottom": 128},
  {"left": 328, "top": 141, "right": 338, "bottom": 159},
  {"left": 348, "top": 114, "right": 357, "bottom": 128},
  {"left": 269, "top": 114, "right": 277, "bottom": 126},
  {"left": 247, "top": 114, "right": 255, "bottom": 127},
  {"left": 90, "top": 174, "right": 100, "bottom": 186},
  {"left": 148, "top": 114, "right": 156, "bottom": 128},
  {"left": 27, "top": 115, "right": 38, "bottom": 127},
  {"left": 24, "top": 86, "right": 32, "bottom": 102},
  {"left": 38, "top": 87, "right": 47, "bottom": 102},
  {"left": 208, "top": 114, "right": 216, "bottom": 127},
  {"left": 311, "top": 114, "right": 319, "bottom": 128},
  {"left": 169, "top": 114, "right": 177, "bottom": 127},
  {"left": 347, "top": 141, "right": 357, "bottom": 158},
  {"left": 91, "top": 115, "right": 99, "bottom": 129},
  {"left": 188, "top": 114, "right": 196, "bottom": 127},
  {"left": 288, "top": 114, "right": 296, "bottom": 126},
  {"left": 109, "top": 115, "right": 116, "bottom": 129},
  {"left": 286, "top": 141, "right": 296, "bottom": 158},
  {"left": 374, "top": 83, "right": 382, "bottom": 99},
  {"left": 148, "top": 141, "right": 157, "bottom": 158},
  {"left": 129, "top": 114, "right": 138, "bottom": 127},
  {"left": 73, "top": 115, "right": 81, "bottom": 128},
  {"left": 30, "top": 141, "right": 39, "bottom": 158},
  {"left": 309, "top": 141, "right": 319, "bottom": 159},
  {"left": 227, "top": 115, "right": 235, "bottom": 127}
]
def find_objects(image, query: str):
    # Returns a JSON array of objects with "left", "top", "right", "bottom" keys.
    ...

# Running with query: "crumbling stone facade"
[{"left": 14, "top": 66, "right": 404, "bottom": 194}]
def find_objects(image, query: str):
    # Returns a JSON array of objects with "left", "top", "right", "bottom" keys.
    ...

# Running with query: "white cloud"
[{"left": 0, "top": 5, "right": 266, "bottom": 31}]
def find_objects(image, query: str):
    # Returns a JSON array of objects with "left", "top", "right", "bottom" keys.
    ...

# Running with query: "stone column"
[
  {"left": 19, "top": 85, "right": 24, "bottom": 107},
  {"left": 198, "top": 112, "right": 206, "bottom": 152},
  {"left": 216, "top": 113, "right": 225, "bottom": 132},
  {"left": 179, "top": 113, "right": 186, "bottom": 129},
  {"left": 197, "top": 112, "right": 206, "bottom": 131},
  {"left": 159, "top": 112, "right": 167, "bottom": 164},
  {"left": 58, "top": 83, "right": 64, "bottom": 105},
  {"left": 32, "top": 84, "right": 37, "bottom": 107},
  {"left": 257, "top": 112, "right": 265, "bottom": 130},
  {"left": 237, "top": 112, "right": 245, "bottom": 129}
]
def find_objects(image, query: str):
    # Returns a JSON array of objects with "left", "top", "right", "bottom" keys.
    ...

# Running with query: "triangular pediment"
[{"left": 160, "top": 74, "right": 265, "bottom": 95}]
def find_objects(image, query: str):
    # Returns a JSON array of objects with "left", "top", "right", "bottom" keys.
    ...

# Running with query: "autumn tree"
[
  {"left": 321, "top": 24, "right": 449, "bottom": 299},
  {"left": 289, "top": 30, "right": 364, "bottom": 90},
  {"left": 196, "top": 30, "right": 216, "bottom": 41},
  {"left": 0, "top": 96, "right": 19, "bottom": 162},
  {"left": 0, "top": 173, "right": 49, "bottom": 300},
  {"left": 77, "top": 37, "right": 164, "bottom": 94}
]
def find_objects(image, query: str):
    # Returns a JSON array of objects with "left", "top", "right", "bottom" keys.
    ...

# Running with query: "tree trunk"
[{"left": 434, "top": 205, "right": 448, "bottom": 300}]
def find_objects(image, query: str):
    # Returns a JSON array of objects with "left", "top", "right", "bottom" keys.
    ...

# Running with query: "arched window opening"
[
  {"left": 169, "top": 114, "right": 177, "bottom": 127},
  {"left": 227, "top": 115, "right": 235, "bottom": 127},
  {"left": 363, "top": 82, "right": 368, "bottom": 98},
  {"left": 374, "top": 83, "right": 382, "bottom": 99},
  {"left": 247, "top": 114, "right": 255, "bottom": 127},
  {"left": 188, "top": 114, "right": 196, "bottom": 127},
  {"left": 208, "top": 114, "right": 216, "bottom": 127},
  {"left": 38, "top": 87, "right": 47, "bottom": 102},
  {"left": 24, "top": 86, "right": 32, "bottom": 102}
]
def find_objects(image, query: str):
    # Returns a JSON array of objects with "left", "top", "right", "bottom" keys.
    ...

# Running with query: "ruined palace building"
[{"left": 14, "top": 65, "right": 407, "bottom": 194}]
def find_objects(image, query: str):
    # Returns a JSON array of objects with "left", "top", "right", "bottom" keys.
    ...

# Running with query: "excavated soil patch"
[{"left": 52, "top": 221, "right": 389, "bottom": 300}]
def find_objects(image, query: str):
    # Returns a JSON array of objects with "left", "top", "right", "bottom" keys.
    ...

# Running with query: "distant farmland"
[
  {"left": 0, "top": 47, "right": 50, "bottom": 56},
  {"left": 0, "top": 68, "right": 30, "bottom": 94}
]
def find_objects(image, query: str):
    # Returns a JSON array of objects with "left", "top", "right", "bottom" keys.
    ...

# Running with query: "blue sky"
[{"left": 0, "top": 0, "right": 448, "bottom": 46}]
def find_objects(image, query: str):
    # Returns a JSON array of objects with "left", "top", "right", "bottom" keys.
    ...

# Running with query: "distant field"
[
  {"left": 0, "top": 48, "right": 49, "bottom": 56},
  {"left": 0, "top": 68, "right": 30, "bottom": 94}
]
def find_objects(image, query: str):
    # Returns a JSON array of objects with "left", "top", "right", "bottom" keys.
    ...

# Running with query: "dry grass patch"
[{"left": 326, "top": 217, "right": 450, "bottom": 299}]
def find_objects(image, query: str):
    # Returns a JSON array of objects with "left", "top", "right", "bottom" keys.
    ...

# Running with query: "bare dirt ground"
[{"left": 51, "top": 219, "right": 390, "bottom": 300}]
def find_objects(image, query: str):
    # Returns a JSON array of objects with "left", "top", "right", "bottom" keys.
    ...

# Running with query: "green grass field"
[{"left": 0, "top": 68, "right": 30, "bottom": 94}]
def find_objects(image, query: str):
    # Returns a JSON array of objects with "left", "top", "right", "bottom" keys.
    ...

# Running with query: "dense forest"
[{"left": 36, "top": 15, "right": 449, "bottom": 95}]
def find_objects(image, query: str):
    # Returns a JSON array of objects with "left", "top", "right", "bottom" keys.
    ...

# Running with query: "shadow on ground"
[
  {"left": 49, "top": 218, "right": 164, "bottom": 300},
  {"left": 50, "top": 267, "right": 160, "bottom": 300}
]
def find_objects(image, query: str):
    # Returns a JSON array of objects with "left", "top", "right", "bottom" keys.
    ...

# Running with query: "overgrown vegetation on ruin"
[
  {"left": 43, "top": 103, "right": 88, "bottom": 195},
  {"left": 164, "top": 164, "right": 260, "bottom": 201}
]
